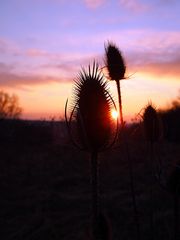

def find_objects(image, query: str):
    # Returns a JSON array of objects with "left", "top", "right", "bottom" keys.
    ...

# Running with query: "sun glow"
[{"left": 111, "top": 110, "right": 118, "bottom": 120}]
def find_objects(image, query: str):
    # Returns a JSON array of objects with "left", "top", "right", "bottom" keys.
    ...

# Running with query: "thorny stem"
[
  {"left": 116, "top": 80, "right": 124, "bottom": 127},
  {"left": 91, "top": 151, "right": 100, "bottom": 239}
]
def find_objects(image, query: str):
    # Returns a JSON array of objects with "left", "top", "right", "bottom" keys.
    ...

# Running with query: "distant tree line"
[{"left": 159, "top": 94, "right": 180, "bottom": 142}]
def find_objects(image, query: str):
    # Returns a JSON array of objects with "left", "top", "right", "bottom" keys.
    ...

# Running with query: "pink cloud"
[
  {"left": 1, "top": 29, "right": 179, "bottom": 88},
  {"left": 25, "top": 47, "right": 98, "bottom": 63},
  {"left": 0, "top": 38, "right": 20, "bottom": 55},
  {"left": 0, "top": 62, "right": 14, "bottom": 72},
  {"left": 26, "top": 49, "right": 49, "bottom": 57},
  {"left": 83, "top": 0, "right": 105, "bottom": 9},
  {"left": 127, "top": 52, "right": 180, "bottom": 79},
  {"left": 119, "top": 0, "right": 149, "bottom": 12},
  {"left": 0, "top": 69, "right": 72, "bottom": 87}
]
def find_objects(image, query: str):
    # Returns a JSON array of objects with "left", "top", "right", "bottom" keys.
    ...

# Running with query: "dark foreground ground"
[{"left": 0, "top": 120, "right": 180, "bottom": 240}]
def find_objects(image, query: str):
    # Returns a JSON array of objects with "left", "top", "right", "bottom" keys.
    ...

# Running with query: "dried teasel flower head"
[
  {"left": 143, "top": 103, "right": 162, "bottom": 143},
  {"left": 104, "top": 42, "right": 126, "bottom": 81},
  {"left": 65, "top": 62, "right": 118, "bottom": 152}
]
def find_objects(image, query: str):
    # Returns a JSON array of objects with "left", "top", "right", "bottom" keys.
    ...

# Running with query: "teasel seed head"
[
  {"left": 143, "top": 103, "right": 162, "bottom": 143},
  {"left": 66, "top": 62, "right": 117, "bottom": 152},
  {"left": 105, "top": 42, "right": 126, "bottom": 81}
]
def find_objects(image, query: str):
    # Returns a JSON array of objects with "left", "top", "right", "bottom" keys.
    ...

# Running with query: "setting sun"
[{"left": 111, "top": 110, "right": 118, "bottom": 120}]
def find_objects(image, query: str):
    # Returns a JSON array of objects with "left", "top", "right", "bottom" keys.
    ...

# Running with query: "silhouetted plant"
[
  {"left": 65, "top": 62, "right": 117, "bottom": 239},
  {"left": 159, "top": 93, "right": 180, "bottom": 142},
  {"left": 167, "top": 161, "right": 180, "bottom": 240},
  {"left": 143, "top": 103, "right": 161, "bottom": 144},
  {"left": 104, "top": 42, "right": 126, "bottom": 127},
  {"left": 104, "top": 42, "right": 141, "bottom": 240},
  {"left": 143, "top": 103, "right": 163, "bottom": 185},
  {"left": 0, "top": 90, "right": 22, "bottom": 120},
  {"left": 143, "top": 103, "right": 163, "bottom": 240}
]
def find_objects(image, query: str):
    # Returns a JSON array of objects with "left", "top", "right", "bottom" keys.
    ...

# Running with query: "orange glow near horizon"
[{"left": 2, "top": 72, "right": 179, "bottom": 122}]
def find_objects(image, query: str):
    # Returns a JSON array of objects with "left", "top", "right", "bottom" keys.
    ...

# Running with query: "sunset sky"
[{"left": 0, "top": 0, "right": 179, "bottom": 121}]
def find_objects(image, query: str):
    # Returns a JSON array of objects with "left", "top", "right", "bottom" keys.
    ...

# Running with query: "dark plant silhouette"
[
  {"left": 143, "top": 103, "right": 161, "bottom": 144},
  {"left": 159, "top": 93, "right": 180, "bottom": 142},
  {"left": 166, "top": 161, "right": 180, "bottom": 240},
  {"left": 104, "top": 42, "right": 141, "bottom": 240},
  {"left": 143, "top": 103, "right": 163, "bottom": 178},
  {"left": 104, "top": 42, "right": 126, "bottom": 127},
  {"left": 156, "top": 159, "right": 180, "bottom": 240},
  {"left": 65, "top": 62, "right": 117, "bottom": 239},
  {"left": 143, "top": 103, "right": 162, "bottom": 240},
  {"left": 0, "top": 90, "right": 22, "bottom": 120}
]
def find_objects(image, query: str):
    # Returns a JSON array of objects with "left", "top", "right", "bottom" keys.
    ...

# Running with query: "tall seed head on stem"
[{"left": 104, "top": 42, "right": 126, "bottom": 127}]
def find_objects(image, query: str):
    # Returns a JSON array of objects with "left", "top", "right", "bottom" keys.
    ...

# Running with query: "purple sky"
[{"left": 0, "top": 0, "right": 180, "bottom": 120}]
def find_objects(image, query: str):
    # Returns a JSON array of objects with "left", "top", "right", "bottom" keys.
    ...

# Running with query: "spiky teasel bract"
[
  {"left": 143, "top": 103, "right": 162, "bottom": 143},
  {"left": 105, "top": 41, "right": 126, "bottom": 81},
  {"left": 66, "top": 62, "right": 117, "bottom": 152}
]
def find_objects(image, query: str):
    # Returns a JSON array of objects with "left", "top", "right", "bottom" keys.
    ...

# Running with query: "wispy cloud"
[
  {"left": 0, "top": 38, "right": 20, "bottom": 55},
  {"left": 83, "top": 0, "right": 106, "bottom": 9},
  {"left": 0, "top": 29, "right": 179, "bottom": 88},
  {"left": 120, "top": 30, "right": 180, "bottom": 78},
  {"left": 0, "top": 62, "right": 15, "bottom": 72},
  {"left": 127, "top": 49, "right": 180, "bottom": 78},
  {"left": 119, "top": 0, "right": 149, "bottom": 13},
  {"left": 0, "top": 69, "right": 72, "bottom": 87},
  {"left": 26, "top": 49, "right": 50, "bottom": 57}
]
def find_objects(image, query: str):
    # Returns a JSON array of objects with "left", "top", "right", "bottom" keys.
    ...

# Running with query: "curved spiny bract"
[
  {"left": 73, "top": 62, "right": 113, "bottom": 152},
  {"left": 143, "top": 103, "right": 161, "bottom": 143},
  {"left": 105, "top": 42, "right": 126, "bottom": 81}
]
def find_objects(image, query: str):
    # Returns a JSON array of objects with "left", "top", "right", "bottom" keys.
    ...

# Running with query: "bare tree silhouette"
[{"left": 0, "top": 90, "right": 22, "bottom": 119}]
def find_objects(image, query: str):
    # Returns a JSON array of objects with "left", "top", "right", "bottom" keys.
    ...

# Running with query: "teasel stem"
[
  {"left": 116, "top": 80, "right": 123, "bottom": 128},
  {"left": 117, "top": 94, "right": 140, "bottom": 240},
  {"left": 149, "top": 141, "right": 155, "bottom": 240},
  {"left": 143, "top": 103, "right": 162, "bottom": 240},
  {"left": 117, "top": 78, "right": 140, "bottom": 240},
  {"left": 104, "top": 42, "right": 140, "bottom": 239},
  {"left": 124, "top": 137, "right": 141, "bottom": 240},
  {"left": 91, "top": 150, "right": 100, "bottom": 239},
  {"left": 170, "top": 165, "right": 180, "bottom": 240},
  {"left": 174, "top": 192, "right": 179, "bottom": 240}
]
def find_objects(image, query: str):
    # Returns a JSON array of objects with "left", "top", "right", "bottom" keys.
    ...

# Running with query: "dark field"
[{"left": 0, "top": 120, "right": 180, "bottom": 240}]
